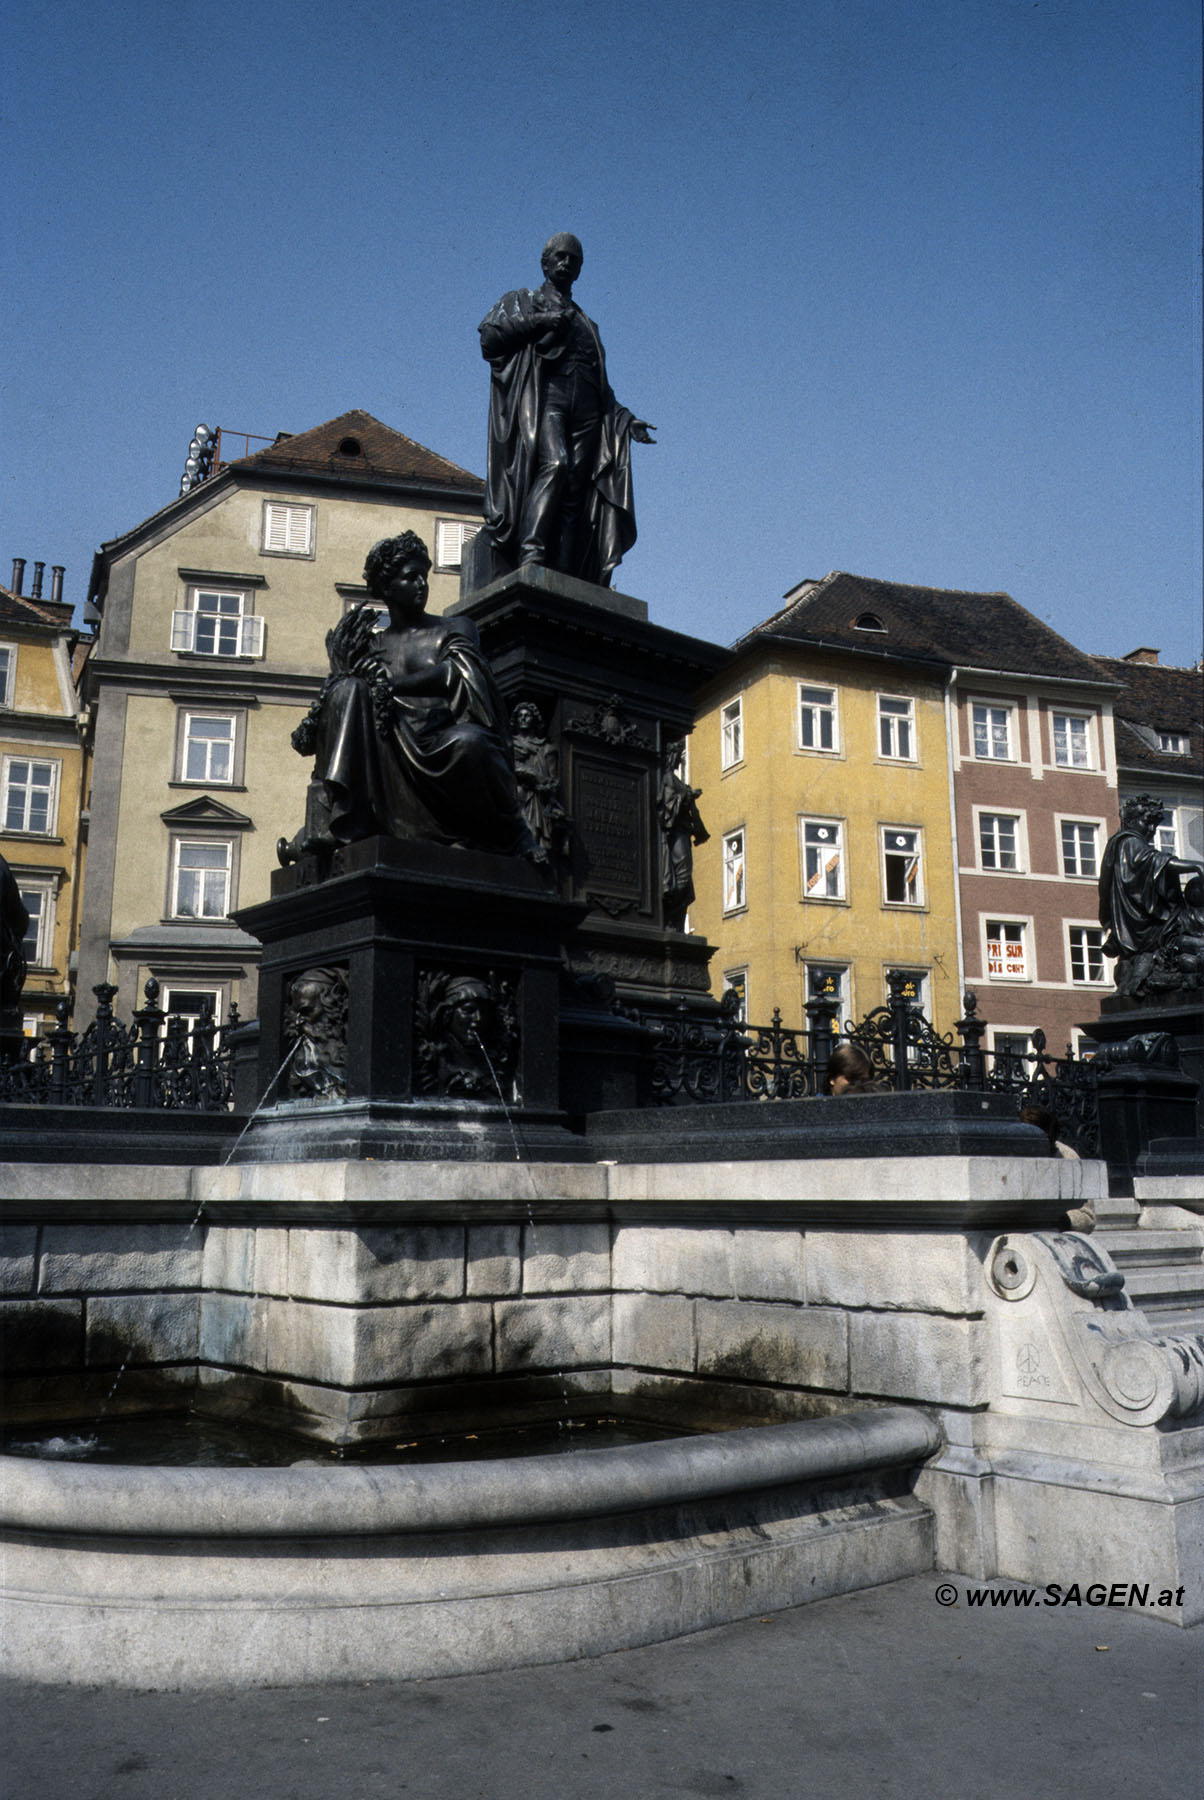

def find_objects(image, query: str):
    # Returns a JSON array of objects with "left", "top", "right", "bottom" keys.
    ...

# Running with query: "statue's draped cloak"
[
  {"left": 1099, "top": 827, "right": 1200, "bottom": 954},
  {"left": 479, "top": 287, "right": 637, "bottom": 587},
  {"left": 317, "top": 618, "right": 527, "bottom": 856}
]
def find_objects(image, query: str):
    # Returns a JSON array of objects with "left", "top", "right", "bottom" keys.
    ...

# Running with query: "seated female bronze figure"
[{"left": 279, "top": 532, "right": 535, "bottom": 864}]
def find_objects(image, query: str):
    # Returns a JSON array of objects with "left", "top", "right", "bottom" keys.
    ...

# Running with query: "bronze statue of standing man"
[{"left": 479, "top": 234, "right": 655, "bottom": 588}]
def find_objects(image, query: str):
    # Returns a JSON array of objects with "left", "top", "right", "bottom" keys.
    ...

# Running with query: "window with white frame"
[
  {"left": 800, "top": 817, "right": 845, "bottom": 900},
  {"left": 978, "top": 812, "right": 1021, "bottom": 872},
  {"left": 877, "top": 694, "right": 915, "bottom": 760},
  {"left": 170, "top": 838, "right": 233, "bottom": 919},
  {"left": 797, "top": 684, "right": 838, "bottom": 752},
  {"left": 261, "top": 501, "right": 314, "bottom": 557},
  {"left": 971, "top": 701, "right": 1014, "bottom": 761},
  {"left": 16, "top": 879, "right": 56, "bottom": 966},
  {"left": 993, "top": 1030, "right": 1033, "bottom": 1070},
  {"left": 1156, "top": 810, "right": 1178, "bottom": 855},
  {"left": 0, "top": 643, "right": 15, "bottom": 707},
  {"left": 1060, "top": 819, "right": 1100, "bottom": 878},
  {"left": 721, "top": 968, "right": 748, "bottom": 1020},
  {"left": 178, "top": 712, "right": 238, "bottom": 785},
  {"left": 985, "top": 918, "right": 1029, "bottom": 980},
  {"left": 162, "top": 986, "right": 224, "bottom": 1044},
  {"left": 720, "top": 698, "right": 744, "bottom": 769},
  {"left": 722, "top": 829, "right": 746, "bottom": 912},
  {"left": 434, "top": 518, "right": 483, "bottom": 571},
  {"left": 882, "top": 827, "right": 922, "bottom": 905},
  {"left": 1052, "top": 711, "right": 1092, "bottom": 768},
  {"left": 171, "top": 588, "right": 264, "bottom": 658},
  {"left": 2, "top": 755, "right": 60, "bottom": 835},
  {"left": 1067, "top": 925, "right": 1107, "bottom": 985},
  {"left": 1157, "top": 731, "right": 1190, "bottom": 755}
]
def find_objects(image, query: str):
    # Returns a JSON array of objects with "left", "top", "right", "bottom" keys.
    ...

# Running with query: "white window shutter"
[
  {"left": 436, "top": 519, "right": 482, "bottom": 567},
  {"left": 264, "top": 502, "right": 312, "bottom": 554},
  {"left": 171, "top": 610, "right": 195, "bottom": 652},
  {"left": 264, "top": 505, "right": 289, "bottom": 552},
  {"left": 240, "top": 614, "right": 265, "bottom": 657}
]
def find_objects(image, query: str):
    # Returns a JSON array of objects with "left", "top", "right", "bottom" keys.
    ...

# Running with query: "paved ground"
[{"left": 2, "top": 1574, "right": 1200, "bottom": 1800}]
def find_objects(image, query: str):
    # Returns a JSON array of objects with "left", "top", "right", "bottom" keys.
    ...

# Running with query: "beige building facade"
[
  {"left": 0, "top": 569, "right": 88, "bottom": 1033},
  {"left": 77, "top": 411, "right": 484, "bottom": 1026}
]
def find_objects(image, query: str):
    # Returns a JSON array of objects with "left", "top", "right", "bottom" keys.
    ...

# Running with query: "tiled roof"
[
  {"left": 1092, "top": 655, "right": 1203, "bottom": 781},
  {"left": 231, "top": 410, "right": 484, "bottom": 495},
  {"left": 739, "top": 571, "right": 1113, "bottom": 686},
  {"left": 0, "top": 587, "right": 74, "bottom": 631}
]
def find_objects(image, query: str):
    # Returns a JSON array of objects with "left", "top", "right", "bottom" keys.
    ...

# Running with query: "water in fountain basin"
[{"left": 2, "top": 1413, "right": 690, "bottom": 1468}]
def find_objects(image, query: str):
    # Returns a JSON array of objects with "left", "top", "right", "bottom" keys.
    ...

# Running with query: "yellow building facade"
[
  {"left": 690, "top": 640, "right": 962, "bottom": 1039},
  {"left": 0, "top": 576, "right": 88, "bottom": 1032}
]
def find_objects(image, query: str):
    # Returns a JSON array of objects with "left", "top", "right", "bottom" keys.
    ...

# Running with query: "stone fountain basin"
[{"left": 1, "top": 1408, "right": 941, "bottom": 1688}]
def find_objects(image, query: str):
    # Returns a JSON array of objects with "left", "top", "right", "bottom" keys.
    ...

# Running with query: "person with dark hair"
[
  {"left": 822, "top": 1041, "right": 883, "bottom": 1095},
  {"left": 479, "top": 234, "right": 655, "bottom": 586},
  {"left": 280, "top": 532, "right": 534, "bottom": 862}
]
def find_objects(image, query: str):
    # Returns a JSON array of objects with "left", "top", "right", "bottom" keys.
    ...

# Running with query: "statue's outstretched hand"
[{"left": 630, "top": 420, "right": 657, "bottom": 444}]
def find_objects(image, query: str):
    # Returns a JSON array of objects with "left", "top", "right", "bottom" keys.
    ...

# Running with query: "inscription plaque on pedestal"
[{"left": 573, "top": 758, "right": 649, "bottom": 912}]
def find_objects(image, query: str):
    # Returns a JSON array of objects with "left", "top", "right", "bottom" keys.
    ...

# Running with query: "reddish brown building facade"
[{"left": 949, "top": 665, "right": 1120, "bottom": 1058}]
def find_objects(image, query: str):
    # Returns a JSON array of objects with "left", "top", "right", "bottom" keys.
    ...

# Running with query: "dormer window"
[
  {"left": 337, "top": 437, "right": 363, "bottom": 457},
  {"left": 854, "top": 612, "right": 886, "bottom": 632},
  {"left": 1157, "top": 731, "right": 1190, "bottom": 755}
]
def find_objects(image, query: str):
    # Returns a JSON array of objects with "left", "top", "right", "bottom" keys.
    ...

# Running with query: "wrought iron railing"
[
  {"left": 2, "top": 973, "right": 1101, "bottom": 1154},
  {"left": 0, "top": 981, "right": 238, "bottom": 1112},
  {"left": 641, "top": 975, "right": 1101, "bottom": 1156}
]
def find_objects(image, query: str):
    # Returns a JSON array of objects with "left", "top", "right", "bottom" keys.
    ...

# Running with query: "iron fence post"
[{"left": 956, "top": 990, "right": 987, "bottom": 1089}]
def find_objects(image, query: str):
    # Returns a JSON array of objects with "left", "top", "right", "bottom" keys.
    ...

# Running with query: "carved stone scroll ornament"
[
  {"left": 284, "top": 966, "right": 349, "bottom": 1101},
  {"left": 414, "top": 969, "right": 518, "bottom": 1101},
  {"left": 988, "top": 1232, "right": 1204, "bottom": 1424},
  {"left": 1098, "top": 794, "right": 1204, "bottom": 998}
]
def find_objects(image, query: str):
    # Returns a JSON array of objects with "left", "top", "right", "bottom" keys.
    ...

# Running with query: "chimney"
[
  {"left": 50, "top": 566, "right": 65, "bottom": 605},
  {"left": 1123, "top": 647, "right": 1160, "bottom": 665},
  {"left": 10, "top": 558, "right": 25, "bottom": 595},
  {"left": 31, "top": 562, "right": 45, "bottom": 598}
]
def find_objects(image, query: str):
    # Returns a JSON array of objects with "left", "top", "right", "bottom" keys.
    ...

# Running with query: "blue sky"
[{"left": 5, "top": 0, "right": 1201, "bottom": 664}]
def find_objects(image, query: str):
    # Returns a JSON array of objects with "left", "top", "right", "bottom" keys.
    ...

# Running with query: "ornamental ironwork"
[
  {"left": 0, "top": 981, "right": 238, "bottom": 1112},
  {"left": 638, "top": 979, "right": 1101, "bottom": 1155}
]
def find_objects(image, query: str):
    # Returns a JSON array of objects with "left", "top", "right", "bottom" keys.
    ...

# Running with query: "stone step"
[
  {"left": 1141, "top": 1305, "right": 1204, "bottom": 1337},
  {"left": 1121, "top": 1264, "right": 1204, "bottom": 1308},
  {"left": 1098, "top": 1228, "right": 1204, "bottom": 1268},
  {"left": 1144, "top": 1310, "right": 1202, "bottom": 1339}
]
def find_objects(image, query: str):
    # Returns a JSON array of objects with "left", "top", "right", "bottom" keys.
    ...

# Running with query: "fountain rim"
[{"left": 0, "top": 1408, "right": 942, "bottom": 1539}]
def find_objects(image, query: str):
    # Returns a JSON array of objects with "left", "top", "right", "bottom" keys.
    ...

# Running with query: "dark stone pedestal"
[
  {"left": 1081, "top": 989, "right": 1204, "bottom": 1188},
  {"left": 456, "top": 566, "right": 728, "bottom": 1018},
  {"left": 232, "top": 838, "right": 591, "bottom": 1163}
]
